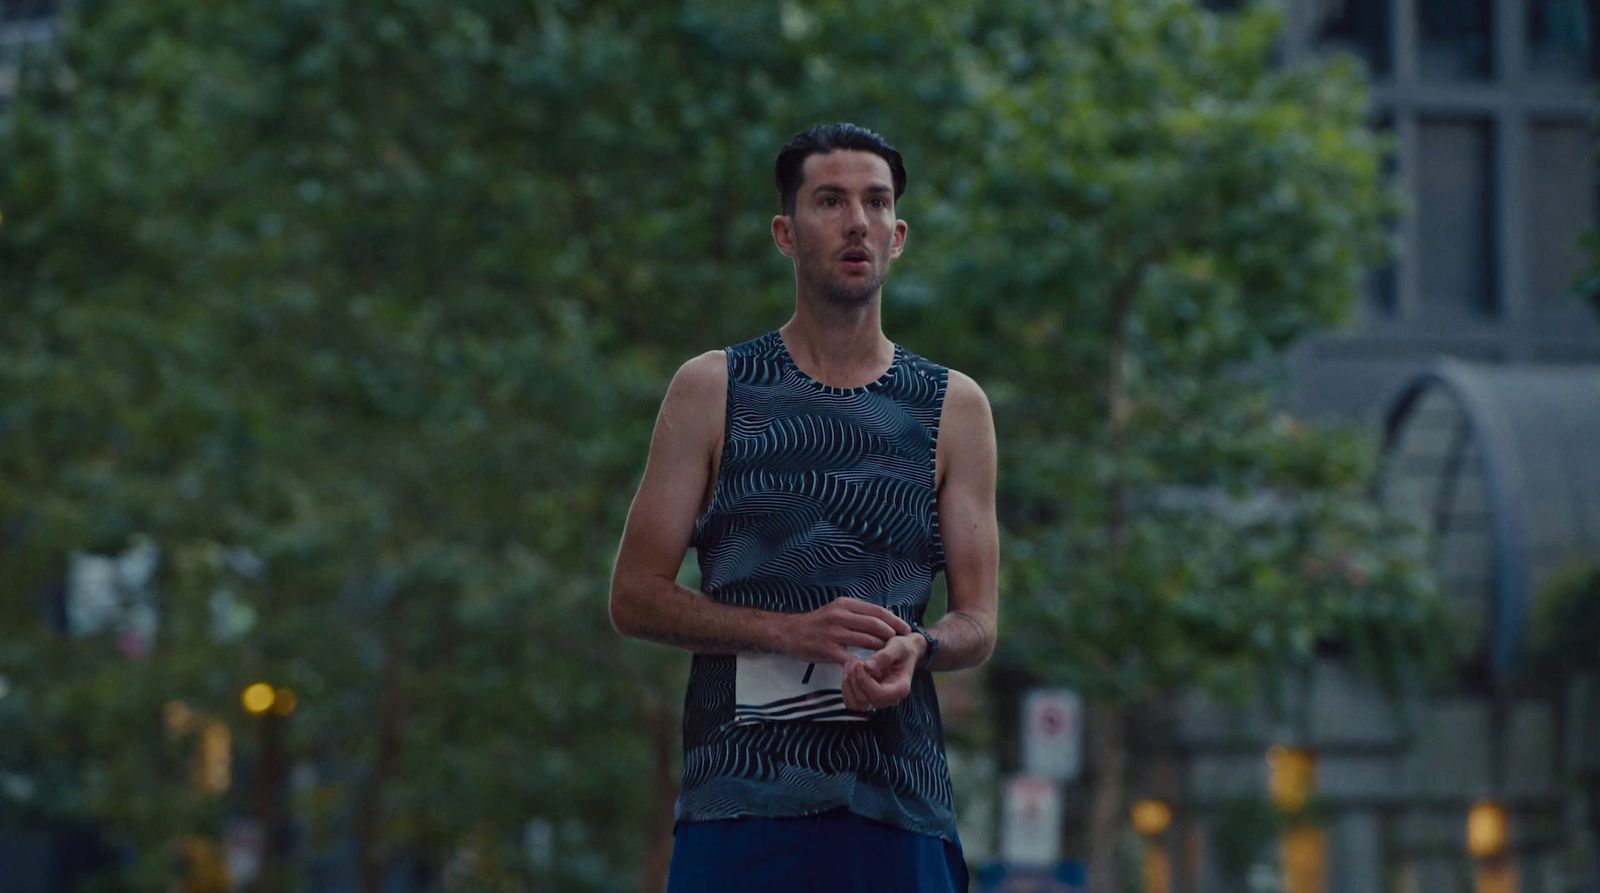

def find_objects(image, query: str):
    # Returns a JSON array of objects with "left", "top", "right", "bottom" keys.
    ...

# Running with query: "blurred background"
[{"left": 1, "top": 0, "right": 1597, "bottom": 891}]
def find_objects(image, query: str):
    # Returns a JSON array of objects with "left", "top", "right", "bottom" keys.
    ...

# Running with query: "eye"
[
  {"left": 821, "top": 196, "right": 839, "bottom": 208},
  {"left": 870, "top": 198, "right": 888, "bottom": 209}
]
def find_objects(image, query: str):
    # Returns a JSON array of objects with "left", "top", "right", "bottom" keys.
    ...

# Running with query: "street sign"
[
  {"left": 1001, "top": 776, "right": 1062, "bottom": 866},
  {"left": 1021, "top": 688, "right": 1082, "bottom": 781}
]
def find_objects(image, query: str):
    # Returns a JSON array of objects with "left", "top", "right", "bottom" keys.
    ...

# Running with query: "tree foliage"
[
  {"left": 1530, "top": 563, "right": 1600, "bottom": 681},
  {"left": 0, "top": 0, "right": 1448, "bottom": 890}
]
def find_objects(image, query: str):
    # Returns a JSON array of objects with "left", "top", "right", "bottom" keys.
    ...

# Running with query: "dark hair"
[{"left": 774, "top": 122, "right": 907, "bottom": 216}]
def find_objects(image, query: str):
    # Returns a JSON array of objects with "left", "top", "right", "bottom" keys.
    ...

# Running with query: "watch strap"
[{"left": 909, "top": 621, "right": 939, "bottom": 671}]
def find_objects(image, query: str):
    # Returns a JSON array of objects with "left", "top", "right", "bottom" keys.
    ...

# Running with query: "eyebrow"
[{"left": 811, "top": 183, "right": 894, "bottom": 197}]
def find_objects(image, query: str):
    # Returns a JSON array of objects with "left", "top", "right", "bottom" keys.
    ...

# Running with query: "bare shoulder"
[
  {"left": 656, "top": 350, "right": 727, "bottom": 443},
  {"left": 671, "top": 350, "right": 727, "bottom": 397},
  {"left": 941, "top": 368, "right": 994, "bottom": 428},
  {"left": 663, "top": 350, "right": 727, "bottom": 412},
  {"left": 936, "top": 368, "right": 996, "bottom": 488}
]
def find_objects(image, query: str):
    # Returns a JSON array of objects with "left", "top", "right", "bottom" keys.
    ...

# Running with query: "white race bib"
[{"left": 734, "top": 648, "right": 874, "bottom": 725}]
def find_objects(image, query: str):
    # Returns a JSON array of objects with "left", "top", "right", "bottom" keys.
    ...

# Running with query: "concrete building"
[
  {"left": 0, "top": 0, "right": 57, "bottom": 100},
  {"left": 1275, "top": 0, "right": 1600, "bottom": 407},
  {"left": 1165, "top": 2, "right": 1600, "bottom": 892}
]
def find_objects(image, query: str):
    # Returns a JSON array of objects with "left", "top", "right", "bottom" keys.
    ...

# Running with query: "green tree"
[
  {"left": 1577, "top": 79, "right": 1600, "bottom": 320},
  {"left": 886, "top": 2, "right": 1449, "bottom": 887},
  {"left": 1582, "top": 228, "right": 1600, "bottom": 322},
  {"left": 1, "top": 1, "right": 1447, "bottom": 890},
  {"left": 1531, "top": 564, "right": 1600, "bottom": 681},
  {"left": 1, "top": 2, "right": 683, "bottom": 889}
]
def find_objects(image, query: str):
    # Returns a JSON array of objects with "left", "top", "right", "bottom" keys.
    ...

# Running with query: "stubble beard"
[
  {"left": 797, "top": 242, "right": 883, "bottom": 307},
  {"left": 822, "top": 273, "right": 883, "bottom": 307}
]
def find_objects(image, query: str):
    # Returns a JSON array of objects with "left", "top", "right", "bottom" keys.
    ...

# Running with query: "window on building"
[
  {"left": 1311, "top": 0, "right": 1392, "bottom": 78},
  {"left": 1416, "top": 117, "right": 1498, "bottom": 318},
  {"left": 1418, "top": 0, "right": 1495, "bottom": 80},
  {"left": 1527, "top": 121, "right": 1600, "bottom": 311},
  {"left": 1527, "top": 0, "right": 1598, "bottom": 81},
  {"left": 0, "top": 0, "right": 59, "bottom": 22},
  {"left": 0, "top": 0, "right": 54, "bottom": 102}
]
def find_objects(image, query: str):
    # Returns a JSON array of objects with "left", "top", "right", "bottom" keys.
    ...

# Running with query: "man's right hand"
[{"left": 779, "top": 597, "right": 912, "bottom": 664}]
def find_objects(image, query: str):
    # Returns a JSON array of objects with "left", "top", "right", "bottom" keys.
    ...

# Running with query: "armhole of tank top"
[
  {"left": 927, "top": 365, "right": 950, "bottom": 574},
  {"left": 692, "top": 348, "right": 735, "bottom": 539}
]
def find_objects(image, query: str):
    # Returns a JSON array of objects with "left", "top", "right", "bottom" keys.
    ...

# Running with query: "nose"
[{"left": 843, "top": 199, "right": 868, "bottom": 237}]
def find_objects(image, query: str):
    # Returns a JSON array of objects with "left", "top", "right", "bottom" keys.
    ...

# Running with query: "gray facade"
[
  {"left": 1170, "top": 2, "right": 1600, "bottom": 892},
  {"left": 1161, "top": 362, "right": 1600, "bottom": 892},
  {"left": 1279, "top": 0, "right": 1600, "bottom": 421},
  {"left": 0, "top": 1, "right": 57, "bottom": 100}
]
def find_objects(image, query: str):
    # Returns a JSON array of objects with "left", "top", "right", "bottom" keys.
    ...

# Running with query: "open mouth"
[{"left": 840, "top": 249, "right": 870, "bottom": 264}]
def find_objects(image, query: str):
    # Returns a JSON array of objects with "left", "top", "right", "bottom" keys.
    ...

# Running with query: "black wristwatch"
[{"left": 909, "top": 621, "right": 939, "bottom": 671}]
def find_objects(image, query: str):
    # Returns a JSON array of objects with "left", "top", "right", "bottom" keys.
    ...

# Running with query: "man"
[{"left": 609, "top": 122, "right": 998, "bottom": 892}]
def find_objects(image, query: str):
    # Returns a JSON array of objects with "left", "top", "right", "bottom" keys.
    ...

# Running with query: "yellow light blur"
[
  {"left": 271, "top": 688, "right": 298, "bottom": 716},
  {"left": 241, "top": 683, "right": 275, "bottom": 715},
  {"left": 1468, "top": 800, "right": 1510, "bottom": 860},
  {"left": 174, "top": 835, "right": 231, "bottom": 893},
  {"left": 1282, "top": 826, "right": 1328, "bottom": 893},
  {"left": 195, "top": 720, "right": 231, "bottom": 794},
  {"left": 1268, "top": 745, "right": 1317, "bottom": 814},
  {"left": 1131, "top": 799, "right": 1173, "bottom": 837},
  {"left": 163, "top": 700, "right": 195, "bottom": 736},
  {"left": 1475, "top": 858, "right": 1517, "bottom": 893},
  {"left": 1142, "top": 843, "right": 1172, "bottom": 893}
]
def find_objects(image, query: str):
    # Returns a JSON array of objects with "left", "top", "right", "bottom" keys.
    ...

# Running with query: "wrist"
[
  {"left": 908, "top": 621, "right": 939, "bottom": 671},
  {"left": 760, "top": 610, "right": 793, "bottom": 656},
  {"left": 897, "top": 632, "right": 926, "bottom": 661}
]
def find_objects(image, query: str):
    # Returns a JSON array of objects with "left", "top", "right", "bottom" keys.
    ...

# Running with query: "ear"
[
  {"left": 889, "top": 218, "right": 908, "bottom": 260},
  {"left": 772, "top": 214, "right": 797, "bottom": 259}
]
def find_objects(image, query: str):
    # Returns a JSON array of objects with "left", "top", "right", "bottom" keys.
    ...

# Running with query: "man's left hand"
[{"left": 841, "top": 633, "right": 926, "bottom": 712}]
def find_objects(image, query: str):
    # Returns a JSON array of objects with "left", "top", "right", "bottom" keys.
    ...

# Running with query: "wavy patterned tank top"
[{"left": 678, "top": 330, "right": 956, "bottom": 841}]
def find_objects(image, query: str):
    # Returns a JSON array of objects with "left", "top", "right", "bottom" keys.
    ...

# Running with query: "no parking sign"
[
  {"left": 1021, "top": 688, "right": 1082, "bottom": 781},
  {"left": 1001, "top": 776, "right": 1063, "bottom": 866}
]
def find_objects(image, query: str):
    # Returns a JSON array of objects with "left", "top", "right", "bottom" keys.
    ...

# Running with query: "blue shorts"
[{"left": 665, "top": 808, "right": 969, "bottom": 893}]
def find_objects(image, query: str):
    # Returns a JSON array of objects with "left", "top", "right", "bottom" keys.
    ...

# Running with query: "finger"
[
  {"left": 858, "top": 675, "right": 904, "bottom": 708},
  {"left": 860, "top": 670, "right": 909, "bottom": 705},
  {"left": 866, "top": 607, "right": 913, "bottom": 637},
  {"left": 865, "top": 650, "right": 893, "bottom": 677},
  {"left": 810, "top": 642, "right": 851, "bottom": 664},
  {"left": 865, "top": 638, "right": 910, "bottom": 676},
  {"left": 836, "top": 600, "right": 913, "bottom": 637},
  {"left": 834, "top": 598, "right": 879, "bottom": 615},
  {"left": 850, "top": 604, "right": 912, "bottom": 636},
  {"left": 851, "top": 664, "right": 886, "bottom": 710},
  {"left": 842, "top": 664, "right": 868, "bottom": 710},
  {"left": 855, "top": 664, "right": 889, "bottom": 695},
  {"left": 838, "top": 613, "right": 903, "bottom": 644},
  {"left": 840, "top": 631, "right": 890, "bottom": 653}
]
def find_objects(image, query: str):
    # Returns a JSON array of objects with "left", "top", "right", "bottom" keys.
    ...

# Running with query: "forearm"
[
  {"left": 925, "top": 609, "right": 995, "bottom": 671},
  {"left": 610, "top": 574, "right": 788, "bottom": 655}
]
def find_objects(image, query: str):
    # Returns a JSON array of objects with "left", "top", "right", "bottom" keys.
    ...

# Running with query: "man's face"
[{"left": 774, "top": 150, "right": 908, "bottom": 307}]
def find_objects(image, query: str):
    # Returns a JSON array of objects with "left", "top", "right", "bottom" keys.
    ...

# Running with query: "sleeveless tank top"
[{"left": 678, "top": 330, "right": 956, "bottom": 841}]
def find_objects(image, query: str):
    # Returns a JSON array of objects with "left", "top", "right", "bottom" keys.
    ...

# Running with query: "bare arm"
[
  {"left": 924, "top": 369, "right": 1000, "bottom": 670},
  {"left": 609, "top": 352, "right": 909, "bottom": 660}
]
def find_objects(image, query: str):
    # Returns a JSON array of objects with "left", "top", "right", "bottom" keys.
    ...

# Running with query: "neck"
[{"left": 780, "top": 289, "right": 893, "bottom": 388}]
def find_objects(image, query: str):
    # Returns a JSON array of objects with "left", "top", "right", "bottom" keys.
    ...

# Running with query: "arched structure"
[{"left": 1381, "top": 359, "right": 1600, "bottom": 683}]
